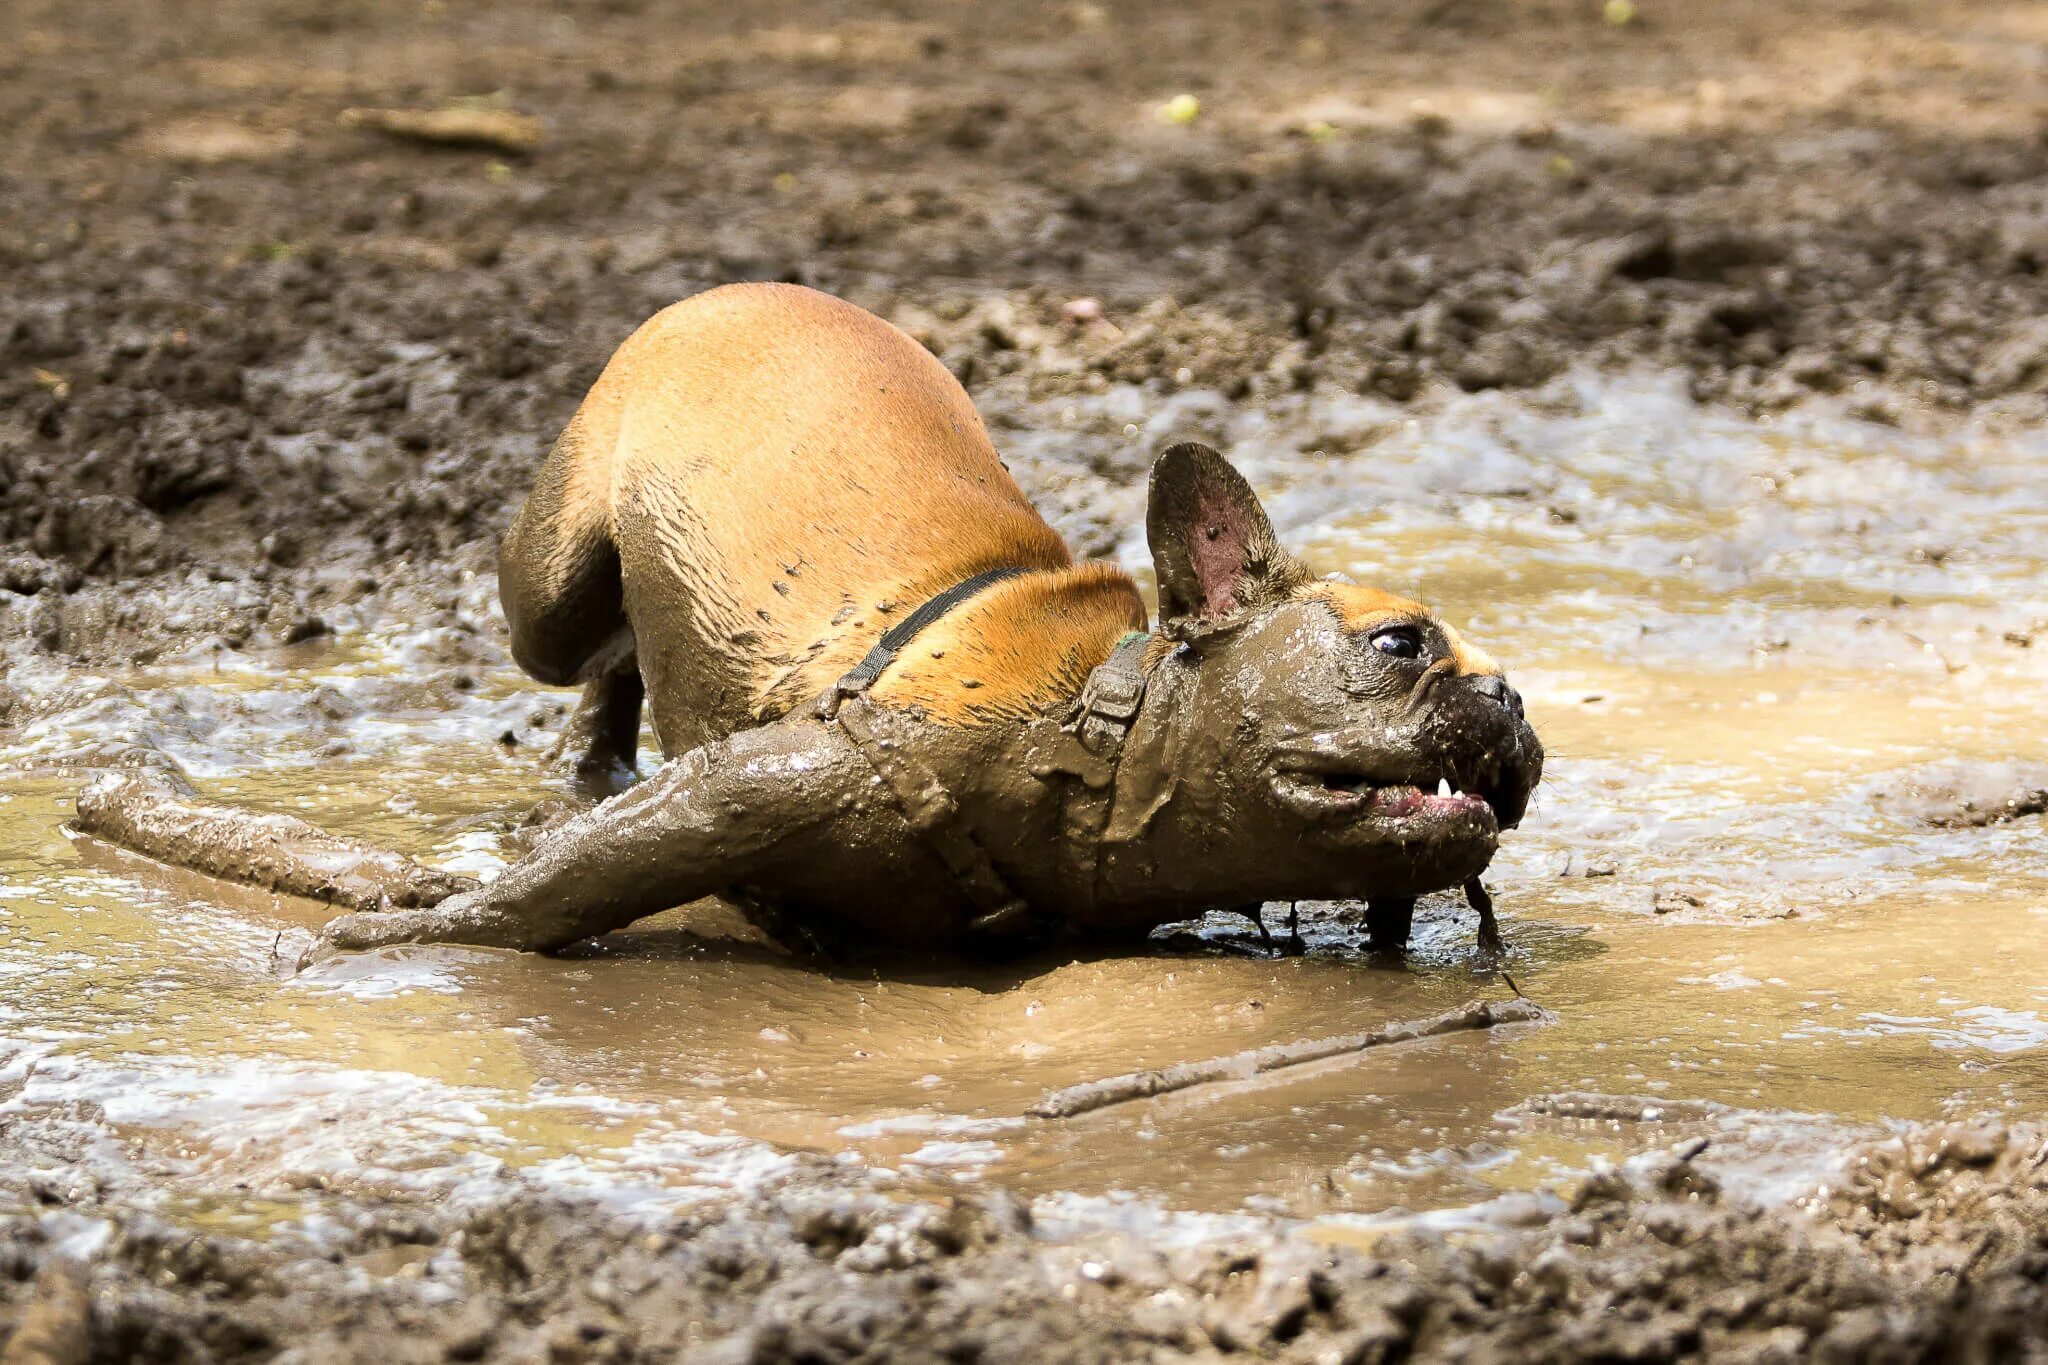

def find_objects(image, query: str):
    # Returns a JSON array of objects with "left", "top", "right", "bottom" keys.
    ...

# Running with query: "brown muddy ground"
[
  {"left": 6, "top": 1120, "right": 2048, "bottom": 1362},
  {"left": 7, "top": 0, "right": 2048, "bottom": 664},
  {"left": 5, "top": 0, "right": 2048, "bottom": 1359}
]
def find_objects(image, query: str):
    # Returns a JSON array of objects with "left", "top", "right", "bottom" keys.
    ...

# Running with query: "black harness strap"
[
  {"left": 815, "top": 565, "right": 1035, "bottom": 936},
  {"left": 816, "top": 566, "right": 1027, "bottom": 720},
  {"left": 816, "top": 570, "right": 1156, "bottom": 940}
]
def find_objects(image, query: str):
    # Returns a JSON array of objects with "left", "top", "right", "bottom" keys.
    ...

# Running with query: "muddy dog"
[{"left": 77, "top": 283, "right": 1542, "bottom": 957}]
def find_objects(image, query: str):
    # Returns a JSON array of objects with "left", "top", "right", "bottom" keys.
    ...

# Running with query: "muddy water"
[{"left": 5, "top": 374, "right": 2046, "bottom": 1240}]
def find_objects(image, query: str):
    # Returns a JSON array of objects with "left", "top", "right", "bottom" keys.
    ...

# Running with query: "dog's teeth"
[{"left": 1437, "top": 777, "right": 1452, "bottom": 797}]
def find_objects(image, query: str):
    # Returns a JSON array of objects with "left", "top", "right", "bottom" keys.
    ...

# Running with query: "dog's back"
[{"left": 499, "top": 283, "right": 1088, "bottom": 753}]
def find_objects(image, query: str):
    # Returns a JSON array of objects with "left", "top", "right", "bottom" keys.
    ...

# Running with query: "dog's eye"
[{"left": 1370, "top": 626, "right": 1424, "bottom": 660}]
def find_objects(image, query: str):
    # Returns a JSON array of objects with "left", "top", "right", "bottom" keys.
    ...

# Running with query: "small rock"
[
  {"left": 281, "top": 614, "right": 329, "bottom": 646},
  {"left": 260, "top": 531, "right": 304, "bottom": 567},
  {"left": 1652, "top": 884, "right": 1711, "bottom": 915},
  {"left": 304, "top": 684, "right": 359, "bottom": 721}
]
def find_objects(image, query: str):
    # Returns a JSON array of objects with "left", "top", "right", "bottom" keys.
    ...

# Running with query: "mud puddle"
[{"left": 5, "top": 375, "right": 2046, "bottom": 1246}]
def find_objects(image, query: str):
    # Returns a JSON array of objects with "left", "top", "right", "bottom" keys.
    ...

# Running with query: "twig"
[{"left": 1028, "top": 996, "right": 1549, "bottom": 1120}]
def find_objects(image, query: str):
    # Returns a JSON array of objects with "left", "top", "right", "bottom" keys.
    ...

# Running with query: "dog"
[{"left": 86, "top": 283, "right": 1544, "bottom": 957}]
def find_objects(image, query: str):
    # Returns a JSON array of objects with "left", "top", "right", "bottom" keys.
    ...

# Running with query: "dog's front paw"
[
  {"left": 297, "top": 892, "right": 537, "bottom": 967},
  {"left": 292, "top": 910, "right": 404, "bottom": 971}
]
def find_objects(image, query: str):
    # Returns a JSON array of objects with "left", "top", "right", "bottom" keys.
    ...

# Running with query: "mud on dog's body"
[{"left": 84, "top": 284, "right": 1543, "bottom": 956}]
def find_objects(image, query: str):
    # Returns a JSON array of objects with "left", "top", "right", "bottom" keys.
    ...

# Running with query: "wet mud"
[
  {"left": 6, "top": 0, "right": 2048, "bottom": 1358},
  {"left": 1874, "top": 760, "right": 2048, "bottom": 829}
]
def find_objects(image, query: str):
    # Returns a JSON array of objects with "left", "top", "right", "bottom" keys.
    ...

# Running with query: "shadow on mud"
[
  {"left": 71, "top": 820, "right": 1607, "bottom": 995},
  {"left": 473, "top": 893, "right": 1610, "bottom": 994}
]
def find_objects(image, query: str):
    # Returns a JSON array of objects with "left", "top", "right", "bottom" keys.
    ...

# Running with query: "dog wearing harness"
[{"left": 80, "top": 284, "right": 1544, "bottom": 959}]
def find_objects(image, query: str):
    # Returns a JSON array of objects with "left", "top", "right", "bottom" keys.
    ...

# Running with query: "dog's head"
[{"left": 1141, "top": 443, "right": 1543, "bottom": 900}]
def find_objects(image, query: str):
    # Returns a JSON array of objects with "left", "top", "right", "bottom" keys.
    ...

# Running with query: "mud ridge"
[{"left": 4, "top": 1120, "right": 2046, "bottom": 1363}]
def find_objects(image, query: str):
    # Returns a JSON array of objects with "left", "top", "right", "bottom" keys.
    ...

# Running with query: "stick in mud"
[
  {"left": 1028, "top": 996, "right": 1550, "bottom": 1120},
  {"left": 72, "top": 770, "right": 476, "bottom": 912},
  {"left": 338, "top": 105, "right": 543, "bottom": 155}
]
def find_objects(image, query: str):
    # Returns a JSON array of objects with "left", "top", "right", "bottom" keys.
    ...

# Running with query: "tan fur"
[
  {"left": 1310, "top": 582, "right": 1428, "bottom": 633},
  {"left": 1438, "top": 622, "right": 1502, "bottom": 678},
  {"left": 1309, "top": 582, "right": 1502, "bottom": 677},
  {"left": 870, "top": 562, "right": 1147, "bottom": 722},
  {"left": 508, "top": 283, "right": 1142, "bottom": 745}
]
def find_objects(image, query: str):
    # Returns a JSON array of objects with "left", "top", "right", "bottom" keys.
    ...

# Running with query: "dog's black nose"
[{"left": 1471, "top": 674, "right": 1523, "bottom": 719}]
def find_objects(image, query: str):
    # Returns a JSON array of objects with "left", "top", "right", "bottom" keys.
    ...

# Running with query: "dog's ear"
[{"left": 1146, "top": 443, "right": 1311, "bottom": 624}]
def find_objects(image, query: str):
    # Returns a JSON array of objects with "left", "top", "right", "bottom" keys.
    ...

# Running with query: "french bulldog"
[{"left": 82, "top": 283, "right": 1543, "bottom": 958}]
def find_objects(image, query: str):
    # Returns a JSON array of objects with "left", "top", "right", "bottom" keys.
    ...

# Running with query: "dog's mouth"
[
  {"left": 1270, "top": 768, "right": 1495, "bottom": 830},
  {"left": 1267, "top": 750, "right": 1521, "bottom": 838}
]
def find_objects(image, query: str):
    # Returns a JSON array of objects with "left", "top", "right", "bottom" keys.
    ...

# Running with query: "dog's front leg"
[{"left": 309, "top": 721, "right": 862, "bottom": 958}]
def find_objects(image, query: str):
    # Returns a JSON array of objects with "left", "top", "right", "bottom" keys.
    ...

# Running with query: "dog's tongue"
[
  {"left": 1368, "top": 785, "right": 1490, "bottom": 818},
  {"left": 1367, "top": 785, "right": 1426, "bottom": 817}
]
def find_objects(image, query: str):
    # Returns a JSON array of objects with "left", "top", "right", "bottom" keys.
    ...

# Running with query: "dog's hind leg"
[
  {"left": 499, "top": 415, "right": 644, "bottom": 789},
  {"left": 546, "top": 656, "right": 645, "bottom": 796},
  {"left": 74, "top": 770, "right": 476, "bottom": 910}
]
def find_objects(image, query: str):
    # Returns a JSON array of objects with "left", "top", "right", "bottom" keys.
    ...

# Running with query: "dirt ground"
[
  {"left": 8, "top": 0, "right": 2048, "bottom": 665},
  {"left": 5, "top": 1120, "right": 2047, "bottom": 1363},
  {"left": 6, "top": 0, "right": 2048, "bottom": 1358}
]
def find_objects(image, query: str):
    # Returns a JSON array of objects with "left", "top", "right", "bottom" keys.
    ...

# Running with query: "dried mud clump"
[{"left": 1873, "top": 761, "right": 2048, "bottom": 829}]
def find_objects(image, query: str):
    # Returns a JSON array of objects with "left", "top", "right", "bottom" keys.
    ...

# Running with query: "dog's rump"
[{"left": 531, "top": 283, "right": 1074, "bottom": 745}]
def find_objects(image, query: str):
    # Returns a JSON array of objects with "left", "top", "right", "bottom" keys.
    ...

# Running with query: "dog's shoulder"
[{"left": 869, "top": 563, "right": 1148, "bottom": 725}]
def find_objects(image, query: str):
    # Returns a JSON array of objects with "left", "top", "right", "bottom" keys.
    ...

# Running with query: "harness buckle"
[
  {"left": 815, "top": 654, "right": 887, "bottom": 720},
  {"left": 1079, "top": 665, "right": 1143, "bottom": 723},
  {"left": 1073, "top": 631, "right": 1151, "bottom": 755}
]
